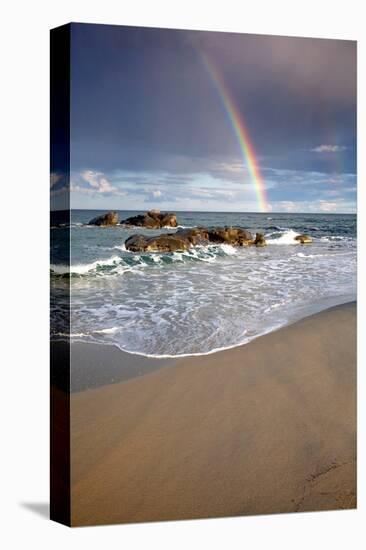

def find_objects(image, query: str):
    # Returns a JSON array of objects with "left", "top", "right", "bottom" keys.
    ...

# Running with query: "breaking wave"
[
  {"left": 50, "top": 243, "right": 241, "bottom": 277},
  {"left": 265, "top": 229, "right": 301, "bottom": 245}
]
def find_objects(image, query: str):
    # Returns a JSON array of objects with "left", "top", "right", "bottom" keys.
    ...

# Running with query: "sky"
[{"left": 52, "top": 23, "right": 357, "bottom": 213}]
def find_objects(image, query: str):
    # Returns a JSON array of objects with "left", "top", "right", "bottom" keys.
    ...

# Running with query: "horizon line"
[{"left": 52, "top": 207, "right": 357, "bottom": 215}]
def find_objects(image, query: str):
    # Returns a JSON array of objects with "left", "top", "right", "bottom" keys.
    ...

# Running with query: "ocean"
[{"left": 51, "top": 210, "right": 357, "bottom": 357}]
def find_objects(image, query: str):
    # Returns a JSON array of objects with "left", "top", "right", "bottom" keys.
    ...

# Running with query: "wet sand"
[
  {"left": 70, "top": 302, "right": 356, "bottom": 525},
  {"left": 69, "top": 343, "right": 172, "bottom": 392}
]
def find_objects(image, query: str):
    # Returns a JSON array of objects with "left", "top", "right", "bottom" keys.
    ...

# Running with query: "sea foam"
[{"left": 266, "top": 229, "right": 300, "bottom": 245}]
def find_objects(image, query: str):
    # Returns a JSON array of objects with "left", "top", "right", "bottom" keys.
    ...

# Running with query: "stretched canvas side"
[{"left": 50, "top": 24, "right": 71, "bottom": 526}]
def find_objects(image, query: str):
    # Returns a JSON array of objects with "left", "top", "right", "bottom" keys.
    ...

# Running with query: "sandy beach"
[{"left": 70, "top": 302, "right": 356, "bottom": 526}]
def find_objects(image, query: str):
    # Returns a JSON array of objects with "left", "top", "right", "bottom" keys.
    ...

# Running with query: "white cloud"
[
  {"left": 318, "top": 201, "right": 339, "bottom": 212},
  {"left": 80, "top": 170, "right": 117, "bottom": 193},
  {"left": 267, "top": 199, "right": 355, "bottom": 214},
  {"left": 190, "top": 187, "right": 239, "bottom": 201},
  {"left": 70, "top": 183, "right": 93, "bottom": 194},
  {"left": 310, "top": 144, "right": 347, "bottom": 153},
  {"left": 69, "top": 168, "right": 356, "bottom": 213},
  {"left": 274, "top": 201, "right": 299, "bottom": 213},
  {"left": 215, "top": 161, "right": 245, "bottom": 173}
]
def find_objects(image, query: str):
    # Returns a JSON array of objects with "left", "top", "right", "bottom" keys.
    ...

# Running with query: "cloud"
[
  {"left": 70, "top": 26, "right": 356, "bottom": 186},
  {"left": 267, "top": 199, "right": 355, "bottom": 214},
  {"left": 189, "top": 187, "right": 238, "bottom": 201},
  {"left": 262, "top": 167, "right": 356, "bottom": 195},
  {"left": 310, "top": 145, "right": 347, "bottom": 153},
  {"left": 70, "top": 166, "right": 356, "bottom": 214},
  {"left": 70, "top": 170, "right": 129, "bottom": 197},
  {"left": 80, "top": 170, "right": 117, "bottom": 193},
  {"left": 269, "top": 200, "right": 298, "bottom": 213},
  {"left": 196, "top": 33, "right": 356, "bottom": 104},
  {"left": 318, "top": 201, "right": 339, "bottom": 212}
]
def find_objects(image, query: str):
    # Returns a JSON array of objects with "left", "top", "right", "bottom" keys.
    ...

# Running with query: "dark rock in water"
[
  {"left": 125, "top": 233, "right": 189, "bottom": 253},
  {"left": 121, "top": 210, "right": 177, "bottom": 229},
  {"left": 175, "top": 227, "right": 210, "bottom": 246},
  {"left": 89, "top": 211, "right": 119, "bottom": 226},
  {"left": 208, "top": 227, "right": 253, "bottom": 246},
  {"left": 253, "top": 232, "right": 267, "bottom": 247},
  {"left": 207, "top": 227, "right": 253, "bottom": 245},
  {"left": 295, "top": 234, "right": 312, "bottom": 244},
  {"left": 125, "top": 225, "right": 257, "bottom": 252},
  {"left": 158, "top": 211, "right": 178, "bottom": 227}
]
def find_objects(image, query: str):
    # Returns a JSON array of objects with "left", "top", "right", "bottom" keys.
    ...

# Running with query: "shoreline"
[
  {"left": 64, "top": 299, "right": 356, "bottom": 392},
  {"left": 70, "top": 302, "right": 356, "bottom": 525}
]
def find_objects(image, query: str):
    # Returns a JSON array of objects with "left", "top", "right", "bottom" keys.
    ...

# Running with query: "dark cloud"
[{"left": 69, "top": 23, "right": 356, "bottom": 212}]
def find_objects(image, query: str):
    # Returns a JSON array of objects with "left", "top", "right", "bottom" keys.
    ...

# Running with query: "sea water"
[{"left": 51, "top": 211, "right": 356, "bottom": 357}]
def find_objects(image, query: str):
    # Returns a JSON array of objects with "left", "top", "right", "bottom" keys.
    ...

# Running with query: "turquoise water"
[{"left": 51, "top": 210, "right": 356, "bottom": 356}]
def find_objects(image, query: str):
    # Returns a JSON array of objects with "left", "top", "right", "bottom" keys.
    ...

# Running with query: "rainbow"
[{"left": 202, "top": 54, "right": 268, "bottom": 212}]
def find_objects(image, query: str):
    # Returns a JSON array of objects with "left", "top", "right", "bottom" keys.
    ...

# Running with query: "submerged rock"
[
  {"left": 124, "top": 226, "right": 263, "bottom": 252},
  {"left": 121, "top": 210, "right": 178, "bottom": 229},
  {"left": 295, "top": 234, "right": 312, "bottom": 244},
  {"left": 88, "top": 211, "right": 119, "bottom": 226}
]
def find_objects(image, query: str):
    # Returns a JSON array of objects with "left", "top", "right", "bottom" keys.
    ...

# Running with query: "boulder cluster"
[
  {"left": 121, "top": 210, "right": 177, "bottom": 229},
  {"left": 125, "top": 227, "right": 267, "bottom": 253},
  {"left": 87, "top": 210, "right": 313, "bottom": 252},
  {"left": 88, "top": 210, "right": 177, "bottom": 228}
]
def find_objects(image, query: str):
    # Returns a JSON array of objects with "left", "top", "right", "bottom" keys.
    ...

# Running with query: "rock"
[
  {"left": 252, "top": 232, "right": 267, "bottom": 247},
  {"left": 125, "top": 226, "right": 255, "bottom": 252},
  {"left": 160, "top": 212, "right": 178, "bottom": 227},
  {"left": 121, "top": 210, "right": 177, "bottom": 228},
  {"left": 295, "top": 234, "right": 312, "bottom": 244},
  {"left": 88, "top": 211, "right": 119, "bottom": 226},
  {"left": 125, "top": 233, "right": 189, "bottom": 253},
  {"left": 207, "top": 227, "right": 253, "bottom": 245},
  {"left": 175, "top": 227, "right": 210, "bottom": 246}
]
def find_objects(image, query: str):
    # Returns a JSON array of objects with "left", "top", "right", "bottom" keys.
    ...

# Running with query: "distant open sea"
[{"left": 51, "top": 210, "right": 357, "bottom": 357}]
